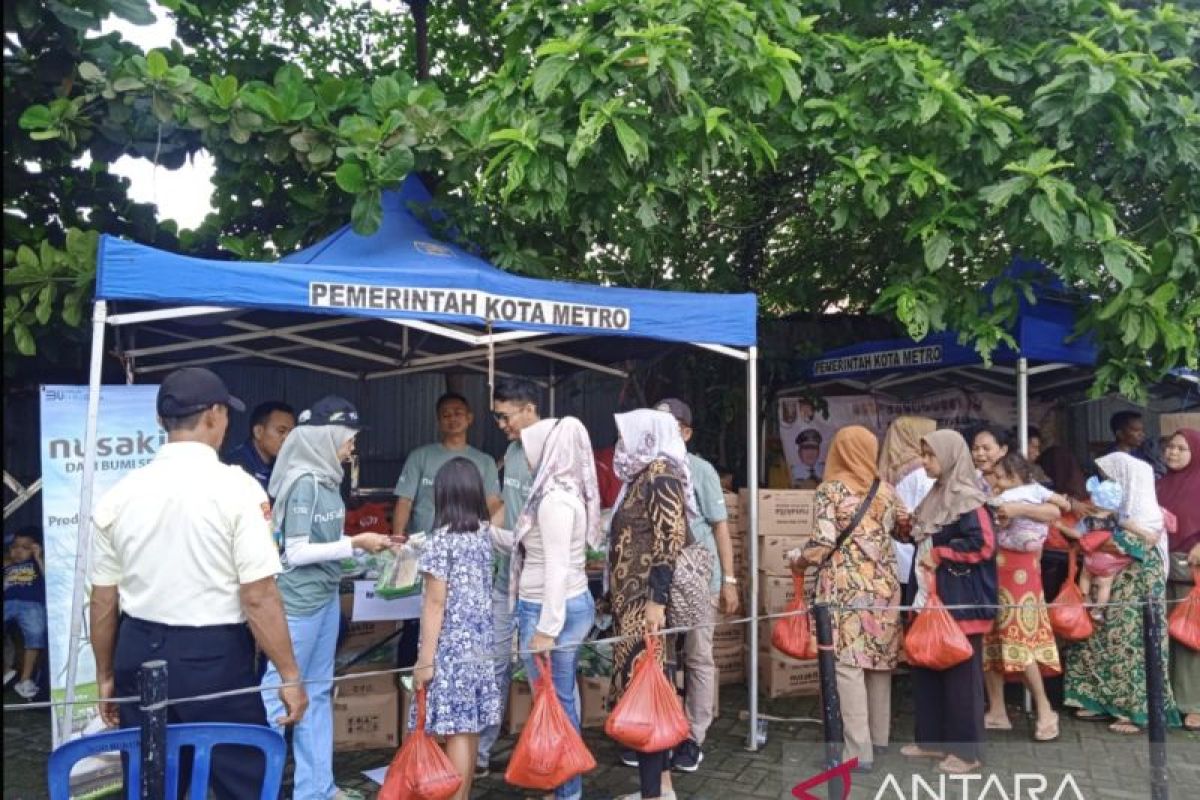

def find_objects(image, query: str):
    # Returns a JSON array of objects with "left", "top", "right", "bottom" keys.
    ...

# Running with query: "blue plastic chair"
[{"left": 48, "top": 722, "right": 286, "bottom": 800}]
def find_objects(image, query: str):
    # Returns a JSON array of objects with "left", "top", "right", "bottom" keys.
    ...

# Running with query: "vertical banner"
[{"left": 40, "top": 384, "right": 161, "bottom": 740}]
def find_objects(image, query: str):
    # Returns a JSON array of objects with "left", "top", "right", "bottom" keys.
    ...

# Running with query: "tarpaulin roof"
[
  {"left": 803, "top": 261, "right": 1097, "bottom": 383},
  {"left": 95, "top": 175, "right": 757, "bottom": 348}
]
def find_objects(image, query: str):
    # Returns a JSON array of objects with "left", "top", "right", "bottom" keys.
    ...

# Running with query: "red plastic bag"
[
  {"left": 1168, "top": 568, "right": 1200, "bottom": 652},
  {"left": 771, "top": 574, "right": 817, "bottom": 659},
  {"left": 1049, "top": 546, "right": 1094, "bottom": 642},
  {"left": 505, "top": 654, "right": 596, "bottom": 790},
  {"left": 904, "top": 574, "right": 974, "bottom": 671},
  {"left": 1078, "top": 529, "right": 1113, "bottom": 554},
  {"left": 605, "top": 635, "right": 690, "bottom": 752},
  {"left": 379, "top": 686, "right": 462, "bottom": 800}
]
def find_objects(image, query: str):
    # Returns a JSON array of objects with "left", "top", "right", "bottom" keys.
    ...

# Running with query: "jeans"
[
  {"left": 516, "top": 591, "right": 595, "bottom": 800},
  {"left": 3, "top": 600, "right": 46, "bottom": 648},
  {"left": 263, "top": 596, "right": 340, "bottom": 800},
  {"left": 477, "top": 587, "right": 515, "bottom": 765}
]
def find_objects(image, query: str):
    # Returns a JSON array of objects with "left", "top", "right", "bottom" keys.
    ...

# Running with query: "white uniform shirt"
[{"left": 91, "top": 441, "right": 282, "bottom": 626}]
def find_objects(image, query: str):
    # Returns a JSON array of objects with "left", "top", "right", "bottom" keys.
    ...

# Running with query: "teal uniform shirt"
[
  {"left": 687, "top": 452, "right": 728, "bottom": 594},
  {"left": 496, "top": 440, "right": 534, "bottom": 592},
  {"left": 393, "top": 443, "right": 501, "bottom": 535},
  {"left": 278, "top": 476, "right": 345, "bottom": 615}
]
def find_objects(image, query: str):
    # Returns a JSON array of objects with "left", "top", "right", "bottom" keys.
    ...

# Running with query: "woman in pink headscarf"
[{"left": 1158, "top": 428, "right": 1200, "bottom": 730}]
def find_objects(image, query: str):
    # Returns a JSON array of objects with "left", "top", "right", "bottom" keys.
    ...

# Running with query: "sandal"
[
  {"left": 900, "top": 744, "right": 945, "bottom": 759},
  {"left": 1184, "top": 713, "right": 1200, "bottom": 732},
  {"left": 936, "top": 755, "right": 982, "bottom": 774},
  {"left": 1034, "top": 713, "right": 1060, "bottom": 742},
  {"left": 984, "top": 715, "right": 1013, "bottom": 731},
  {"left": 1108, "top": 719, "right": 1141, "bottom": 735},
  {"left": 1074, "top": 709, "right": 1110, "bottom": 721}
]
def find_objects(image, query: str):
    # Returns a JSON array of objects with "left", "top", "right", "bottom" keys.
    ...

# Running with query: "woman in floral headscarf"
[
  {"left": 607, "top": 409, "right": 693, "bottom": 800},
  {"left": 791, "top": 426, "right": 901, "bottom": 772},
  {"left": 1159, "top": 428, "right": 1200, "bottom": 730}
]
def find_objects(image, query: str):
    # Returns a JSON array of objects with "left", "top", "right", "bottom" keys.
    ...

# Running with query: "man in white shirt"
[{"left": 89, "top": 368, "right": 307, "bottom": 800}]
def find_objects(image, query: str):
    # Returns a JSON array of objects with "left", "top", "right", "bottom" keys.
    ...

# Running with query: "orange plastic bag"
[
  {"left": 506, "top": 654, "right": 597, "bottom": 790},
  {"left": 904, "top": 574, "right": 974, "bottom": 671},
  {"left": 1078, "top": 529, "right": 1113, "bottom": 554},
  {"left": 379, "top": 686, "right": 462, "bottom": 800},
  {"left": 605, "top": 635, "right": 690, "bottom": 752},
  {"left": 1049, "top": 546, "right": 1094, "bottom": 642},
  {"left": 771, "top": 574, "right": 817, "bottom": 659},
  {"left": 1168, "top": 568, "right": 1200, "bottom": 652}
]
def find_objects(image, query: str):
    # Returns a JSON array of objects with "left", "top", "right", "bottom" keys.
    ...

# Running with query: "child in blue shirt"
[{"left": 4, "top": 527, "right": 47, "bottom": 700}]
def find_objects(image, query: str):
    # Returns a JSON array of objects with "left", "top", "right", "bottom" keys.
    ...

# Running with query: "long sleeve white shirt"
[{"left": 517, "top": 488, "right": 589, "bottom": 637}]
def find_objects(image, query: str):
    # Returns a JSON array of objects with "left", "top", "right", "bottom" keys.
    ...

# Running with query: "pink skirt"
[{"left": 1084, "top": 551, "right": 1132, "bottom": 578}]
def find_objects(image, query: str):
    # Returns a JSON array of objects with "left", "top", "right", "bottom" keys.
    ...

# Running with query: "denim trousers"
[
  {"left": 516, "top": 590, "right": 595, "bottom": 800},
  {"left": 477, "top": 587, "right": 516, "bottom": 764},
  {"left": 263, "top": 595, "right": 340, "bottom": 800}
]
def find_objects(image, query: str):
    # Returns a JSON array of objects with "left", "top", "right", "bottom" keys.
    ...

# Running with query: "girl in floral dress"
[{"left": 412, "top": 458, "right": 506, "bottom": 800}]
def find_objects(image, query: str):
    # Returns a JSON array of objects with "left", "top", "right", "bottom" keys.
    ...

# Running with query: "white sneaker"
[
  {"left": 2, "top": 669, "right": 15, "bottom": 686},
  {"left": 14, "top": 679, "right": 38, "bottom": 700}
]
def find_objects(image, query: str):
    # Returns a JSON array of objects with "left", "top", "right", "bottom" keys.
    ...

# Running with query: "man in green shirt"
[
  {"left": 655, "top": 397, "right": 740, "bottom": 773},
  {"left": 476, "top": 377, "right": 541, "bottom": 776},
  {"left": 391, "top": 392, "right": 502, "bottom": 538}
]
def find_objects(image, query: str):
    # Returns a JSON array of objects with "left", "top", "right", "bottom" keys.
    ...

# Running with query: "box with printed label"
[
  {"left": 758, "top": 534, "right": 811, "bottom": 576},
  {"left": 505, "top": 678, "right": 533, "bottom": 735},
  {"left": 713, "top": 612, "right": 747, "bottom": 654},
  {"left": 338, "top": 620, "right": 402, "bottom": 654},
  {"left": 333, "top": 687, "right": 401, "bottom": 751},
  {"left": 739, "top": 489, "right": 817, "bottom": 537},
  {"left": 724, "top": 492, "right": 744, "bottom": 530},
  {"left": 758, "top": 652, "right": 820, "bottom": 698},
  {"left": 758, "top": 571, "right": 816, "bottom": 616},
  {"left": 715, "top": 646, "right": 746, "bottom": 685},
  {"left": 579, "top": 675, "right": 610, "bottom": 728},
  {"left": 335, "top": 664, "right": 398, "bottom": 698}
]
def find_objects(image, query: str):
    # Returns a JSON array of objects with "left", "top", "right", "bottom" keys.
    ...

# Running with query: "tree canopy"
[{"left": 5, "top": 0, "right": 1198, "bottom": 398}]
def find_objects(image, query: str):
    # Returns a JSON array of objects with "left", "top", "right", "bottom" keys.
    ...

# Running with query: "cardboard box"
[
  {"left": 333, "top": 687, "right": 401, "bottom": 751},
  {"left": 340, "top": 620, "right": 402, "bottom": 654},
  {"left": 758, "top": 652, "right": 820, "bottom": 698},
  {"left": 579, "top": 674, "right": 610, "bottom": 728},
  {"left": 724, "top": 492, "right": 744, "bottom": 529},
  {"left": 505, "top": 678, "right": 533, "bottom": 735},
  {"left": 757, "top": 571, "right": 816, "bottom": 616},
  {"left": 335, "top": 666, "right": 398, "bottom": 698},
  {"left": 739, "top": 489, "right": 817, "bottom": 537},
  {"left": 758, "top": 534, "right": 811, "bottom": 576},
  {"left": 713, "top": 612, "right": 747, "bottom": 653},
  {"left": 715, "top": 646, "right": 746, "bottom": 685},
  {"left": 1161, "top": 413, "right": 1200, "bottom": 438}
]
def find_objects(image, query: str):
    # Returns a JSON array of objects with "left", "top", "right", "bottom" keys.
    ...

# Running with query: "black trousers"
[
  {"left": 636, "top": 659, "right": 678, "bottom": 797},
  {"left": 115, "top": 616, "right": 269, "bottom": 800},
  {"left": 1039, "top": 550, "right": 1071, "bottom": 708},
  {"left": 912, "top": 633, "right": 985, "bottom": 763}
]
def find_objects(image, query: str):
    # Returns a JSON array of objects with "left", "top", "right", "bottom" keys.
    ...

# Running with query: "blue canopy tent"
[
  {"left": 63, "top": 175, "right": 770, "bottom": 745},
  {"left": 797, "top": 261, "right": 1098, "bottom": 456}
]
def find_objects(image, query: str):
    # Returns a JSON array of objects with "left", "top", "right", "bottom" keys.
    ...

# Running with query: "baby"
[
  {"left": 1068, "top": 477, "right": 1134, "bottom": 621},
  {"left": 986, "top": 452, "right": 1069, "bottom": 552}
]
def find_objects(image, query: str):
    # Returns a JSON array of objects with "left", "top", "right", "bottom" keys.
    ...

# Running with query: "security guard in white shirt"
[{"left": 89, "top": 367, "right": 308, "bottom": 800}]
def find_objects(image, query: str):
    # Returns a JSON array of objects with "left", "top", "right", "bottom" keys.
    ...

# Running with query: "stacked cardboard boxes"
[
  {"left": 332, "top": 619, "right": 404, "bottom": 751},
  {"left": 717, "top": 492, "right": 748, "bottom": 685}
]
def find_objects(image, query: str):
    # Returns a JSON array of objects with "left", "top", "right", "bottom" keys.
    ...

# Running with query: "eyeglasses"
[{"left": 493, "top": 405, "right": 531, "bottom": 425}]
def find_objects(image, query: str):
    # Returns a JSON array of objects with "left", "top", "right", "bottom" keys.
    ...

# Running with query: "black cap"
[
  {"left": 298, "top": 395, "right": 366, "bottom": 429},
  {"left": 796, "top": 428, "right": 823, "bottom": 448},
  {"left": 654, "top": 397, "right": 693, "bottom": 427},
  {"left": 157, "top": 368, "right": 245, "bottom": 417}
]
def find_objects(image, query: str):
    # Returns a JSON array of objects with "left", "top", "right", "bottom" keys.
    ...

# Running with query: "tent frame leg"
[
  {"left": 60, "top": 300, "right": 108, "bottom": 745},
  {"left": 746, "top": 346, "right": 760, "bottom": 750}
]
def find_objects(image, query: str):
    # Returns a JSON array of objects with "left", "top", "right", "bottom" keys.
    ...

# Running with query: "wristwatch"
[{"left": 723, "top": 576, "right": 739, "bottom": 586}]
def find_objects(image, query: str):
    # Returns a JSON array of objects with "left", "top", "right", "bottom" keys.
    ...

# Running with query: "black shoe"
[
  {"left": 672, "top": 739, "right": 704, "bottom": 773},
  {"left": 873, "top": 745, "right": 890, "bottom": 757},
  {"left": 620, "top": 749, "right": 639, "bottom": 768},
  {"left": 473, "top": 763, "right": 490, "bottom": 779}
]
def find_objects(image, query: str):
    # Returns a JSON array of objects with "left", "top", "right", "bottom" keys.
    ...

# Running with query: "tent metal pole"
[
  {"left": 548, "top": 363, "right": 556, "bottom": 416},
  {"left": 61, "top": 300, "right": 108, "bottom": 745},
  {"left": 107, "top": 305, "right": 232, "bottom": 326},
  {"left": 746, "top": 345, "right": 761, "bottom": 751},
  {"left": 1018, "top": 357, "right": 1030, "bottom": 456}
]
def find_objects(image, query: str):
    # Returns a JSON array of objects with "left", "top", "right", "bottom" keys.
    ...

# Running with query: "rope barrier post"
[
  {"left": 1142, "top": 593, "right": 1169, "bottom": 800},
  {"left": 812, "top": 603, "right": 845, "bottom": 800},
  {"left": 139, "top": 660, "right": 168, "bottom": 800}
]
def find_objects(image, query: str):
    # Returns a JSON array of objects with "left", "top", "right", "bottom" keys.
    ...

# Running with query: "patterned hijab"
[
  {"left": 515, "top": 417, "right": 604, "bottom": 551},
  {"left": 911, "top": 429, "right": 987, "bottom": 541},
  {"left": 878, "top": 416, "right": 936, "bottom": 484},
  {"left": 1157, "top": 429, "right": 1200, "bottom": 552},
  {"left": 1096, "top": 451, "right": 1168, "bottom": 574},
  {"left": 268, "top": 424, "right": 357, "bottom": 502},
  {"left": 824, "top": 425, "right": 880, "bottom": 494},
  {"left": 612, "top": 409, "right": 698, "bottom": 519}
]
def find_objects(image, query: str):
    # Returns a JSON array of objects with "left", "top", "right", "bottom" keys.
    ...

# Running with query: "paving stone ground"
[{"left": 5, "top": 676, "right": 1199, "bottom": 798}]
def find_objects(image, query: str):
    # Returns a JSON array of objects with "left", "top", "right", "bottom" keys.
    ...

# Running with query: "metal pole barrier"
[
  {"left": 139, "top": 660, "right": 168, "bottom": 800},
  {"left": 1142, "top": 594, "right": 1169, "bottom": 800},
  {"left": 813, "top": 603, "right": 846, "bottom": 800}
]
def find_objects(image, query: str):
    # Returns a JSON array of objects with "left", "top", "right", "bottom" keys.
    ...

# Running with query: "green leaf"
[
  {"left": 704, "top": 107, "right": 729, "bottom": 135},
  {"left": 335, "top": 162, "right": 367, "bottom": 194},
  {"left": 979, "top": 176, "right": 1027, "bottom": 210},
  {"left": 777, "top": 64, "right": 803, "bottom": 102},
  {"left": 918, "top": 93, "right": 942, "bottom": 124},
  {"left": 18, "top": 105, "right": 52, "bottom": 130},
  {"left": 370, "top": 76, "right": 402, "bottom": 111},
  {"left": 1087, "top": 68, "right": 1115, "bottom": 96},
  {"left": 531, "top": 56, "right": 573, "bottom": 102},
  {"left": 78, "top": 62, "right": 103, "bottom": 82},
  {"left": 923, "top": 231, "right": 952, "bottom": 271},
  {"left": 1102, "top": 242, "right": 1133, "bottom": 287},
  {"left": 146, "top": 50, "right": 169, "bottom": 79},
  {"left": 612, "top": 118, "right": 647, "bottom": 165},
  {"left": 351, "top": 189, "right": 383, "bottom": 234},
  {"left": 1147, "top": 283, "right": 1177, "bottom": 310},
  {"left": 1121, "top": 311, "right": 1142, "bottom": 346},
  {"left": 1029, "top": 194, "right": 1067, "bottom": 245},
  {"left": 109, "top": 0, "right": 157, "bottom": 25},
  {"left": 12, "top": 322, "right": 35, "bottom": 357},
  {"left": 35, "top": 285, "right": 54, "bottom": 325},
  {"left": 378, "top": 147, "right": 414, "bottom": 182},
  {"left": 214, "top": 75, "right": 238, "bottom": 106},
  {"left": 16, "top": 245, "right": 38, "bottom": 269},
  {"left": 112, "top": 77, "right": 146, "bottom": 92}
]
